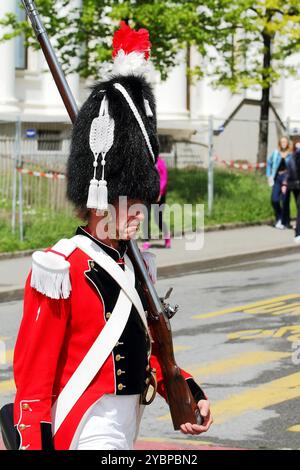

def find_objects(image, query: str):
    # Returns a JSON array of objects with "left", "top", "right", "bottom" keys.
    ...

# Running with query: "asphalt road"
[{"left": 1, "top": 252, "right": 300, "bottom": 450}]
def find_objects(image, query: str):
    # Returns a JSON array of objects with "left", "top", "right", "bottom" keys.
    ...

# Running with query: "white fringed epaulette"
[{"left": 30, "top": 238, "right": 77, "bottom": 299}]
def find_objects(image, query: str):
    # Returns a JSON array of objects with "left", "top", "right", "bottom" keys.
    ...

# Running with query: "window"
[
  {"left": 37, "top": 130, "right": 62, "bottom": 151},
  {"left": 15, "top": 3, "right": 27, "bottom": 70}
]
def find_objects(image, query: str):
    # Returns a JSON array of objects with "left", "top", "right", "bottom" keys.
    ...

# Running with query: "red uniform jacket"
[{"left": 13, "top": 229, "right": 206, "bottom": 450}]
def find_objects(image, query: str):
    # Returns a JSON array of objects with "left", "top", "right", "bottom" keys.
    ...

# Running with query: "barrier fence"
[{"left": 0, "top": 116, "right": 299, "bottom": 241}]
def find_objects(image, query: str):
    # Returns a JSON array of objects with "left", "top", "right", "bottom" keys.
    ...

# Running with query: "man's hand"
[
  {"left": 281, "top": 184, "right": 287, "bottom": 195},
  {"left": 180, "top": 400, "right": 213, "bottom": 435}
]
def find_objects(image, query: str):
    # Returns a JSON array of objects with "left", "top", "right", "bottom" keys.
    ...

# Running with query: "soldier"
[{"left": 13, "top": 21, "right": 212, "bottom": 450}]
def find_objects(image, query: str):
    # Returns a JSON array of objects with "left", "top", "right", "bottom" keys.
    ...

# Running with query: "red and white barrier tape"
[
  {"left": 213, "top": 155, "right": 266, "bottom": 170},
  {"left": 16, "top": 167, "right": 66, "bottom": 179}
]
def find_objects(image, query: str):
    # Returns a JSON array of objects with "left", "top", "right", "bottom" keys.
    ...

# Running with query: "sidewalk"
[{"left": 0, "top": 225, "right": 299, "bottom": 302}]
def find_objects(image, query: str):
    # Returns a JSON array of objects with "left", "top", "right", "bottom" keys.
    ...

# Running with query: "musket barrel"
[{"left": 22, "top": 0, "right": 78, "bottom": 122}]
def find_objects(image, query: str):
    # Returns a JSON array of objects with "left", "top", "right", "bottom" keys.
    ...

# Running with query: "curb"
[
  {"left": 0, "top": 288, "right": 24, "bottom": 303},
  {"left": 0, "top": 220, "right": 275, "bottom": 261},
  {"left": 204, "top": 219, "right": 274, "bottom": 232},
  {"left": 157, "top": 244, "right": 300, "bottom": 278},
  {"left": 1, "top": 243, "right": 299, "bottom": 303},
  {"left": 0, "top": 248, "right": 42, "bottom": 261}
]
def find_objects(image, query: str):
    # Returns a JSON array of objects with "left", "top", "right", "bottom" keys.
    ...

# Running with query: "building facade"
[{"left": 0, "top": 0, "right": 300, "bottom": 167}]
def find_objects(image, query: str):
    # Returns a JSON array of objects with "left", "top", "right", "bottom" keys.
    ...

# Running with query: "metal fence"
[
  {"left": 0, "top": 119, "right": 73, "bottom": 241},
  {"left": 1, "top": 114, "right": 299, "bottom": 242}
]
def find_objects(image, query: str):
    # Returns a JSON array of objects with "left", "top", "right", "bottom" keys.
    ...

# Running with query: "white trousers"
[{"left": 75, "top": 394, "right": 142, "bottom": 450}]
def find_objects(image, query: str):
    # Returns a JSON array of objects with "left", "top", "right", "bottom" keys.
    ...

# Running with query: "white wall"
[
  {"left": 0, "top": 0, "right": 18, "bottom": 114},
  {"left": 1, "top": 0, "right": 300, "bottom": 135}
]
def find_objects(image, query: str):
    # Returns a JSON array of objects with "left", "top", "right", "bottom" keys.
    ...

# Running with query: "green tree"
[
  {"left": 0, "top": 0, "right": 219, "bottom": 80},
  {"left": 1, "top": 1, "right": 300, "bottom": 162},
  {"left": 179, "top": 0, "right": 300, "bottom": 163}
]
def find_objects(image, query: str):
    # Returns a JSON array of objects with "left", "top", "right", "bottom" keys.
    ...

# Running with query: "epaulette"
[{"left": 30, "top": 238, "right": 77, "bottom": 299}]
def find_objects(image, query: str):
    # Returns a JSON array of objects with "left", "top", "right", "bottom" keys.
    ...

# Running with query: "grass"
[
  {"left": 0, "top": 167, "right": 296, "bottom": 253},
  {"left": 167, "top": 167, "right": 296, "bottom": 226},
  {"left": 0, "top": 210, "right": 79, "bottom": 253}
]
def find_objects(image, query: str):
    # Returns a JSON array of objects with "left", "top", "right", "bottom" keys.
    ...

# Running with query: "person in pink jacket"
[{"left": 142, "top": 156, "right": 171, "bottom": 249}]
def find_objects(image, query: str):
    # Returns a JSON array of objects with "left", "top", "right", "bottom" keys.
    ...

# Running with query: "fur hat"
[{"left": 66, "top": 22, "right": 160, "bottom": 211}]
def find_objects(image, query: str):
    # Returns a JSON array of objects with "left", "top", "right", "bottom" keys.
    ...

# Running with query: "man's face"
[
  {"left": 115, "top": 198, "right": 145, "bottom": 240},
  {"left": 94, "top": 197, "right": 147, "bottom": 240}
]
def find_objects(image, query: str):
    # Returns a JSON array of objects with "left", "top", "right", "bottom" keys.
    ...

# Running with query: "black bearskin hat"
[{"left": 66, "top": 22, "right": 160, "bottom": 211}]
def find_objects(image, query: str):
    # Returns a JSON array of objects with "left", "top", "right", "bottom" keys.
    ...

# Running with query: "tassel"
[
  {"left": 88, "top": 95, "right": 115, "bottom": 210},
  {"left": 144, "top": 99, "right": 153, "bottom": 117},
  {"left": 97, "top": 180, "right": 108, "bottom": 211},
  {"left": 87, "top": 178, "right": 99, "bottom": 209},
  {"left": 30, "top": 251, "right": 71, "bottom": 299}
]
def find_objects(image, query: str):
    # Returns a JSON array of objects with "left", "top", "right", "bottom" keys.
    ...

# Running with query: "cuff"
[
  {"left": 14, "top": 399, "right": 54, "bottom": 450},
  {"left": 186, "top": 378, "right": 207, "bottom": 402}
]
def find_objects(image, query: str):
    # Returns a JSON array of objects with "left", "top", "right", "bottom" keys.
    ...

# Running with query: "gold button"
[
  {"left": 117, "top": 369, "right": 124, "bottom": 376},
  {"left": 146, "top": 365, "right": 150, "bottom": 372},
  {"left": 145, "top": 377, "right": 150, "bottom": 385},
  {"left": 22, "top": 403, "right": 30, "bottom": 410},
  {"left": 118, "top": 383, "right": 125, "bottom": 391},
  {"left": 115, "top": 354, "right": 124, "bottom": 361},
  {"left": 19, "top": 424, "right": 26, "bottom": 431},
  {"left": 90, "top": 261, "right": 95, "bottom": 268},
  {"left": 106, "top": 312, "right": 112, "bottom": 320}
]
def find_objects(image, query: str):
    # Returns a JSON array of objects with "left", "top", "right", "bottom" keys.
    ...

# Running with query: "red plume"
[{"left": 112, "top": 21, "right": 151, "bottom": 60}]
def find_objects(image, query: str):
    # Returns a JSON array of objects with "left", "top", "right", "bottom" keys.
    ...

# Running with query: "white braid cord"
[{"left": 113, "top": 82, "right": 155, "bottom": 163}]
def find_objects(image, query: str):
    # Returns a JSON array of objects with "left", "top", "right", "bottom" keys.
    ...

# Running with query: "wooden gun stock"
[
  {"left": 127, "top": 242, "right": 201, "bottom": 430},
  {"left": 148, "top": 313, "right": 201, "bottom": 430},
  {"left": 22, "top": 0, "right": 200, "bottom": 430}
]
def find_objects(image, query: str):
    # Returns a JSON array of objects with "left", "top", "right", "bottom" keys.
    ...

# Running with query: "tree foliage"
[{"left": 1, "top": 1, "right": 299, "bottom": 87}]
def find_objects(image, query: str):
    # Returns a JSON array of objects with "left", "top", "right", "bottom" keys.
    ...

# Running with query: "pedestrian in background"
[
  {"left": 266, "top": 136, "right": 292, "bottom": 229},
  {"left": 142, "top": 155, "right": 171, "bottom": 250},
  {"left": 282, "top": 139, "right": 300, "bottom": 243}
]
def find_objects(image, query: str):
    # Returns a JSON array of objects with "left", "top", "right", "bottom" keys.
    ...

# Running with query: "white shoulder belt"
[{"left": 51, "top": 234, "right": 149, "bottom": 435}]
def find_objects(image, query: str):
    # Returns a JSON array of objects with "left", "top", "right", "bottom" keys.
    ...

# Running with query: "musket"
[{"left": 21, "top": 0, "right": 201, "bottom": 430}]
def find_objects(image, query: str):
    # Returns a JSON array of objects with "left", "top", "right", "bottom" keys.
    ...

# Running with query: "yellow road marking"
[
  {"left": 188, "top": 350, "right": 290, "bottom": 380},
  {"left": 228, "top": 329, "right": 276, "bottom": 341},
  {"left": 158, "top": 370, "right": 300, "bottom": 424},
  {"left": 174, "top": 345, "right": 191, "bottom": 353},
  {"left": 0, "top": 379, "right": 15, "bottom": 394},
  {"left": 287, "top": 425, "right": 300, "bottom": 432},
  {"left": 229, "top": 326, "right": 300, "bottom": 342},
  {"left": 212, "top": 372, "right": 300, "bottom": 424},
  {"left": 273, "top": 326, "right": 300, "bottom": 338},
  {"left": 247, "top": 303, "right": 300, "bottom": 315},
  {"left": 193, "top": 294, "right": 300, "bottom": 320}
]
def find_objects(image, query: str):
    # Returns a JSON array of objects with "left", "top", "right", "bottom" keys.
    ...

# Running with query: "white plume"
[{"left": 112, "top": 49, "right": 150, "bottom": 76}]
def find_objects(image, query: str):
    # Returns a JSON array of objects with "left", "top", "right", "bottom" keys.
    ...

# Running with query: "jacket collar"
[{"left": 76, "top": 226, "right": 128, "bottom": 261}]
